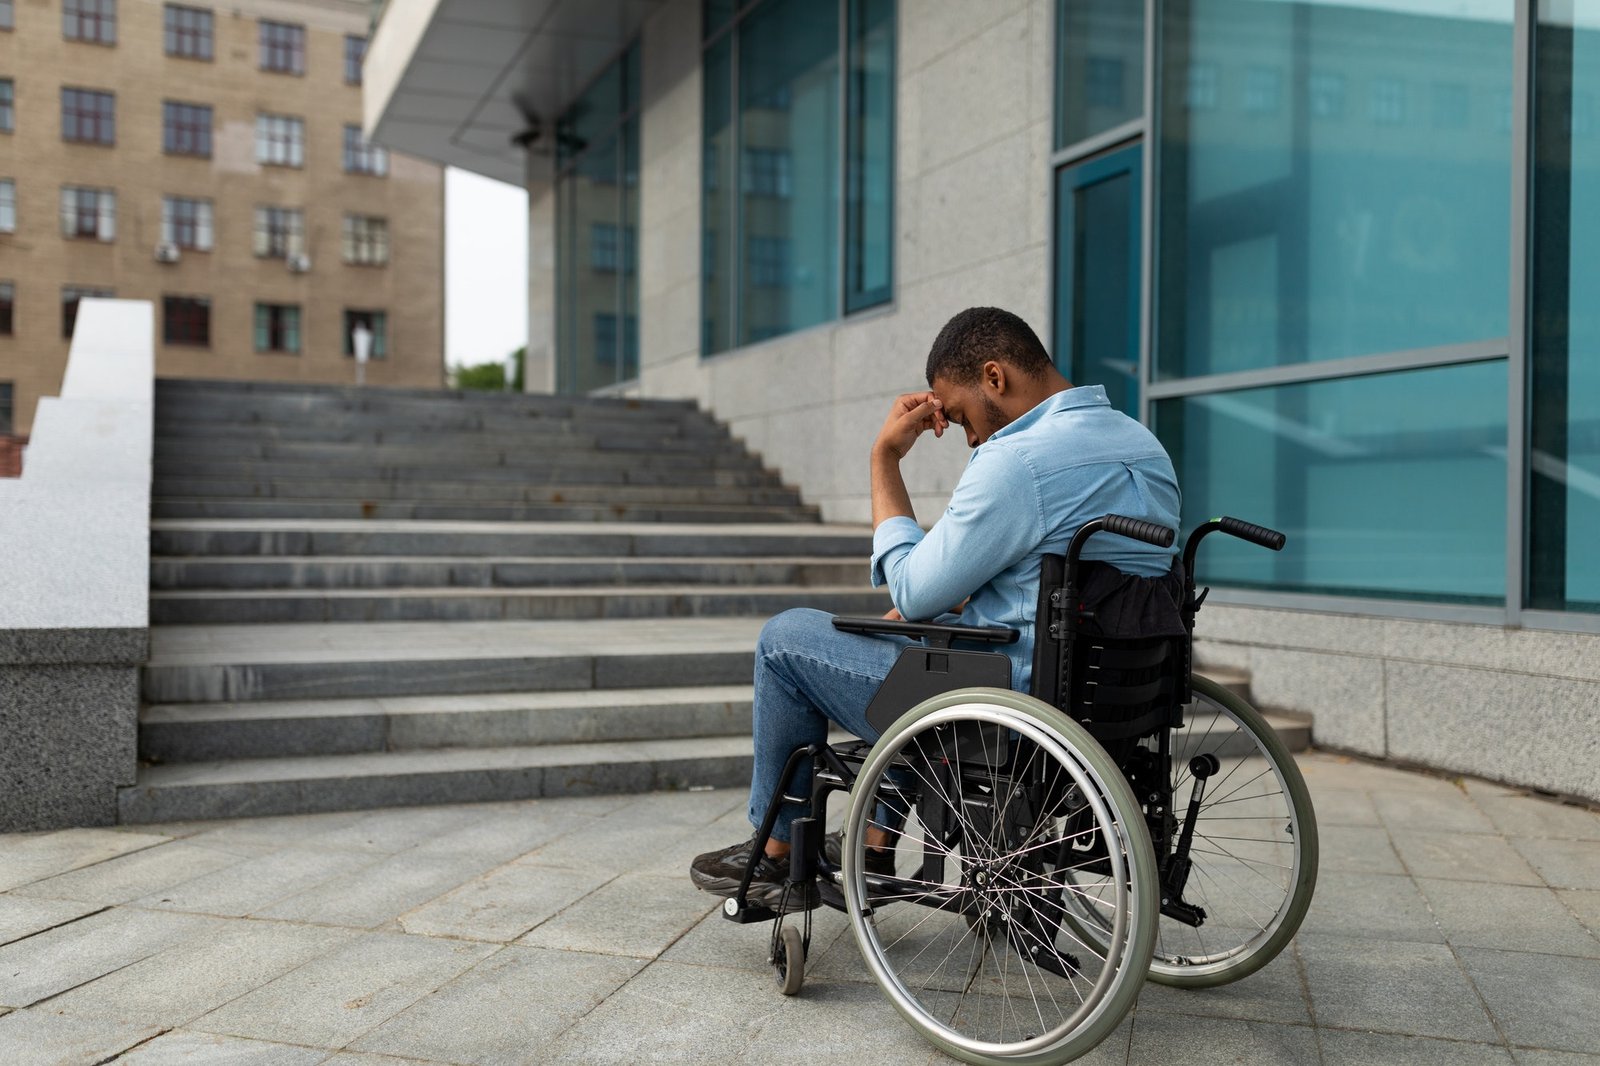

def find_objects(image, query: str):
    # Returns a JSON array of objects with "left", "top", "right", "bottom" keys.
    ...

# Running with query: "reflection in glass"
[
  {"left": 1057, "top": 0, "right": 1144, "bottom": 148},
  {"left": 1530, "top": 2, "right": 1600, "bottom": 612},
  {"left": 1156, "top": 0, "right": 1513, "bottom": 378},
  {"left": 846, "top": 0, "right": 894, "bottom": 312},
  {"left": 1054, "top": 146, "right": 1140, "bottom": 417},
  {"left": 1156, "top": 362, "right": 1507, "bottom": 603},
  {"left": 738, "top": 0, "right": 839, "bottom": 346},
  {"left": 555, "top": 43, "right": 640, "bottom": 393}
]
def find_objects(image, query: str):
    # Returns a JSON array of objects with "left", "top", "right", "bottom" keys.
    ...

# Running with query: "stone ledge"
[{"left": 0, "top": 628, "right": 149, "bottom": 668}]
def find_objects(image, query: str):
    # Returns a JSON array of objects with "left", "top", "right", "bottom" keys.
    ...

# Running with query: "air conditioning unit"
[
  {"left": 154, "top": 243, "right": 181, "bottom": 264},
  {"left": 287, "top": 254, "right": 312, "bottom": 274}
]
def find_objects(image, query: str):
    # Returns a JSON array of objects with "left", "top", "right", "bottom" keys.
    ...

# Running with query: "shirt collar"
[{"left": 987, "top": 384, "right": 1109, "bottom": 443}]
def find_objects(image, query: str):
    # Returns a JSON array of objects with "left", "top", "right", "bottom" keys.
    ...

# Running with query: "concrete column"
[{"left": 524, "top": 150, "right": 558, "bottom": 394}]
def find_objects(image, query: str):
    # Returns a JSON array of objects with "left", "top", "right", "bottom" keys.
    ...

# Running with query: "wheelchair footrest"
[{"left": 719, "top": 897, "right": 779, "bottom": 924}]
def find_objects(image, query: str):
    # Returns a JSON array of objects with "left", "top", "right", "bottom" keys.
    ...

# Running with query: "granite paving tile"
[
  {"left": 44, "top": 919, "right": 357, "bottom": 1026},
  {"left": 1388, "top": 830, "right": 1544, "bottom": 885},
  {"left": 1306, "top": 787, "right": 1383, "bottom": 826},
  {"left": 1510, "top": 838, "right": 1600, "bottom": 890},
  {"left": 1457, "top": 947, "right": 1600, "bottom": 1054},
  {"left": 190, "top": 931, "right": 497, "bottom": 1049},
  {"left": 0, "top": 906, "right": 218, "bottom": 1007},
  {"left": 12, "top": 842, "right": 261, "bottom": 905},
  {"left": 0, "top": 829, "right": 175, "bottom": 892},
  {"left": 664, "top": 903, "right": 852, "bottom": 973},
  {"left": 1467, "top": 791, "right": 1600, "bottom": 842},
  {"left": 135, "top": 847, "right": 387, "bottom": 917},
  {"left": 351, "top": 945, "right": 643, "bottom": 1063},
  {"left": 1124, "top": 1011, "right": 1320, "bottom": 1066},
  {"left": 252, "top": 851, "right": 507, "bottom": 928},
  {"left": 1318, "top": 824, "right": 1406, "bottom": 875},
  {"left": 0, "top": 1008, "right": 161, "bottom": 1066},
  {"left": 1373, "top": 788, "right": 1497, "bottom": 835},
  {"left": 1317, "top": 1028, "right": 1514, "bottom": 1065},
  {"left": 1297, "top": 871, "right": 1444, "bottom": 943},
  {"left": 286, "top": 804, "right": 501, "bottom": 854},
  {"left": 1513, "top": 1053, "right": 1600, "bottom": 1065},
  {"left": 397, "top": 863, "right": 611, "bottom": 942},
  {"left": 1296, "top": 932, "right": 1499, "bottom": 1043},
  {"left": 517, "top": 872, "right": 718, "bottom": 958},
  {"left": 1562, "top": 889, "right": 1600, "bottom": 940},
  {"left": 1133, "top": 948, "right": 1312, "bottom": 1025},
  {"left": 516, "top": 819, "right": 702, "bottom": 878},
  {"left": 1417, "top": 878, "right": 1600, "bottom": 957},
  {"left": 0, "top": 896, "right": 102, "bottom": 947},
  {"left": 113, "top": 1029, "right": 331, "bottom": 1065}
]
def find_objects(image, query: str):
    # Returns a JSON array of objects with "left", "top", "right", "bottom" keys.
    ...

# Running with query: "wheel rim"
[
  {"left": 1061, "top": 686, "right": 1309, "bottom": 981},
  {"left": 843, "top": 702, "right": 1146, "bottom": 1058}
]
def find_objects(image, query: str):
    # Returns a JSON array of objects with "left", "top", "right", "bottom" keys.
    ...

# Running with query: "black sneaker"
[
  {"left": 822, "top": 831, "right": 897, "bottom": 877},
  {"left": 689, "top": 836, "right": 817, "bottom": 913}
]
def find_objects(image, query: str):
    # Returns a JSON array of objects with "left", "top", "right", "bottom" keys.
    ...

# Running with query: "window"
[
  {"left": 162, "top": 101, "right": 211, "bottom": 157},
  {"left": 164, "top": 4, "right": 211, "bottom": 59},
  {"left": 1056, "top": 0, "right": 1143, "bottom": 147},
  {"left": 1186, "top": 63, "right": 1218, "bottom": 110},
  {"left": 554, "top": 42, "right": 640, "bottom": 392},
  {"left": 0, "top": 0, "right": 12, "bottom": 31},
  {"left": 1433, "top": 82, "right": 1470, "bottom": 129},
  {"left": 62, "top": 88, "right": 115, "bottom": 145},
  {"left": 62, "top": 285, "right": 114, "bottom": 338},
  {"left": 1, "top": 80, "right": 12, "bottom": 133},
  {"left": 0, "top": 383, "right": 10, "bottom": 434},
  {"left": 741, "top": 148, "right": 792, "bottom": 198},
  {"left": 59, "top": 186, "right": 115, "bottom": 241},
  {"left": 255, "top": 114, "right": 304, "bottom": 167},
  {"left": 162, "top": 295, "right": 209, "bottom": 346},
  {"left": 253, "top": 207, "right": 303, "bottom": 258},
  {"left": 345, "top": 35, "right": 365, "bottom": 85},
  {"left": 0, "top": 282, "right": 12, "bottom": 335},
  {"left": 342, "top": 310, "right": 387, "bottom": 359},
  {"left": 161, "top": 196, "right": 213, "bottom": 250},
  {"left": 259, "top": 20, "right": 304, "bottom": 74},
  {"left": 63, "top": 0, "right": 115, "bottom": 44},
  {"left": 1243, "top": 66, "right": 1281, "bottom": 114},
  {"left": 1371, "top": 78, "right": 1406, "bottom": 125},
  {"left": 0, "top": 179, "right": 13, "bottom": 232},
  {"left": 747, "top": 236, "right": 789, "bottom": 288},
  {"left": 254, "top": 303, "right": 300, "bottom": 353},
  {"left": 341, "top": 215, "right": 388, "bottom": 266},
  {"left": 1309, "top": 71, "right": 1345, "bottom": 119},
  {"left": 702, "top": 0, "right": 896, "bottom": 353},
  {"left": 342, "top": 125, "right": 389, "bottom": 176}
]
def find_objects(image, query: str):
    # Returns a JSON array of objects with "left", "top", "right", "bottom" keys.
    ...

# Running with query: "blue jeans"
[{"left": 748, "top": 607, "right": 910, "bottom": 843}]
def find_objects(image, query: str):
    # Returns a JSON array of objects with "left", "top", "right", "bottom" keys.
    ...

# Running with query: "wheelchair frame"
[{"left": 718, "top": 514, "right": 1316, "bottom": 1066}]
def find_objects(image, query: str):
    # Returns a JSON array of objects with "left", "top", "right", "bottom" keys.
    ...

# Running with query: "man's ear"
[{"left": 983, "top": 360, "right": 1008, "bottom": 395}]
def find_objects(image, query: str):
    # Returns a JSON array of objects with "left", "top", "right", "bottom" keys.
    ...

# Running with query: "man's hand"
[
  {"left": 882, "top": 607, "right": 904, "bottom": 621},
  {"left": 874, "top": 391, "right": 949, "bottom": 462}
]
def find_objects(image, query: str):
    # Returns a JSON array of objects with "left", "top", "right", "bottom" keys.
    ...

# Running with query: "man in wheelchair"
[{"left": 689, "top": 306, "right": 1182, "bottom": 910}]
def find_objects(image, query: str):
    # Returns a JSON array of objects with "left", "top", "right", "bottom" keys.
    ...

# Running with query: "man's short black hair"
[{"left": 925, "top": 307, "right": 1053, "bottom": 387}]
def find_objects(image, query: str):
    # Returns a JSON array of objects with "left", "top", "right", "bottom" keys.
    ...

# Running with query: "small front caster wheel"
[{"left": 773, "top": 922, "right": 805, "bottom": 996}]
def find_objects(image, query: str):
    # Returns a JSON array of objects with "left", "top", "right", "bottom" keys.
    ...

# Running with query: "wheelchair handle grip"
[
  {"left": 1219, "top": 516, "right": 1286, "bottom": 551},
  {"left": 1101, "top": 514, "right": 1176, "bottom": 548}
]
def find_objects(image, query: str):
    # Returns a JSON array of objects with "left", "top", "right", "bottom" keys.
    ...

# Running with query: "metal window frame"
[{"left": 1044, "top": 0, "right": 1589, "bottom": 629}]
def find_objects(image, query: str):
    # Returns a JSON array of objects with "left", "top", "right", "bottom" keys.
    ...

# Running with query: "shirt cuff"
[{"left": 870, "top": 516, "right": 924, "bottom": 588}]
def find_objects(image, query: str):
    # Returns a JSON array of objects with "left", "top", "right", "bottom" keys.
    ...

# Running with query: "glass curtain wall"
[
  {"left": 1529, "top": 2, "right": 1600, "bottom": 613},
  {"left": 1152, "top": 0, "right": 1514, "bottom": 603},
  {"left": 555, "top": 43, "right": 641, "bottom": 393},
  {"left": 702, "top": 0, "right": 894, "bottom": 354}
]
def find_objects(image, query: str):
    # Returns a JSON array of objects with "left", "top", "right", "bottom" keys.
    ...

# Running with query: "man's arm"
[{"left": 870, "top": 391, "right": 946, "bottom": 528}]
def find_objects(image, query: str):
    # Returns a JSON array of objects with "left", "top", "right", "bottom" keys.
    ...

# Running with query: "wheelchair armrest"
[{"left": 831, "top": 615, "right": 1020, "bottom": 648}]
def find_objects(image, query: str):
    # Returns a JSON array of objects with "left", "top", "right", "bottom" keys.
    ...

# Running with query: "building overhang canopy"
[{"left": 364, "top": 0, "right": 661, "bottom": 186}]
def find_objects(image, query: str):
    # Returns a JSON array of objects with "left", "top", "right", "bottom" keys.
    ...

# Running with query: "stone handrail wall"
[{"left": 0, "top": 299, "right": 154, "bottom": 831}]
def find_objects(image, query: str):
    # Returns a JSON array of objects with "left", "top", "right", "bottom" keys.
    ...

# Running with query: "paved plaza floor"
[{"left": 1, "top": 752, "right": 1597, "bottom": 1065}]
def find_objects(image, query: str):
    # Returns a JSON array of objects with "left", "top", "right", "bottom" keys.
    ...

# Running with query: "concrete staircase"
[{"left": 121, "top": 380, "right": 887, "bottom": 822}]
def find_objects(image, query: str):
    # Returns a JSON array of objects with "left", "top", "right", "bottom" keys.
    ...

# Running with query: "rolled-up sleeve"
[{"left": 869, "top": 445, "right": 1045, "bottom": 620}]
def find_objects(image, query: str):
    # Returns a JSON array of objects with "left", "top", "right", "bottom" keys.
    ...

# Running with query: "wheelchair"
[{"left": 719, "top": 515, "right": 1320, "bottom": 1066}]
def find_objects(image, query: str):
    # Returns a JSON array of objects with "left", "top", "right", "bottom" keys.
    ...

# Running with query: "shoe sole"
[{"left": 690, "top": 869, "right": 819, "bottom": 914}]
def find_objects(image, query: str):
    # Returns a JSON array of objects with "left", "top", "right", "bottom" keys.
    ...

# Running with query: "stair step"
[
  {"left": 147, "top": 584, "right": 891, "bottom": 624},
  {"left": 149, "top": 520, "right": 873, "bottom": 559},
  {"left": 117, "top": 735, "right": 756, "bottom": 823},
  {"left": 151, "top": 499, "right": 821, "bottom": 522},
  {"left": 1195, "top": 667, "right": 1253, "bottom": 705},
  {"left": 140, "top": 684, "right": 757, "bottom": 761},
  {"left": 141, "top": 617, "right": 769, "bottom": 703},
  {"left": 149, "top": 555, "right": 868, "bottom": 590},
  {"left": 153, "top": 459, "right": 777, "bottom": 484},
  {"left": 151, "top": 477, "right": 805, "bottom": 506}
]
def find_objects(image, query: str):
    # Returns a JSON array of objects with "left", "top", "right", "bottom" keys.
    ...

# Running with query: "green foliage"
[{"left": 452, "top": 346, "right": 527, "bottom": 391}]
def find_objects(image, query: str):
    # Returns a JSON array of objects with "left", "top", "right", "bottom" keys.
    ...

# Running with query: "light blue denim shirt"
[{"left": 870, "top": 385, "right": 1181, "bottom": 691}]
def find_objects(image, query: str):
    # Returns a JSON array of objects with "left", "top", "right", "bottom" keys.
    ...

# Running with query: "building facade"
[
  {"left": 0, "top": 0, "right": 446, "bottom": 437},
  {"left": 366, "top": 0, "right": 1598, "bottom": 802}
]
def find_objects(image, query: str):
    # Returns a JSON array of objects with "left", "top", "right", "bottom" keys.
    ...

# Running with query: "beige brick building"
[{"left": 0, "top": 0, "right": 445, "bottom": 436}]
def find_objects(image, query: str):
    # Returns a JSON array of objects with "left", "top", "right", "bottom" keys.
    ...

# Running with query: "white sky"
[{"left": 445, "top": 168, "right": 529, "bottom": 370}]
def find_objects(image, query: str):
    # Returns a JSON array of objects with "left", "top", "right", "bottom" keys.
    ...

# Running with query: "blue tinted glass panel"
[
  {"left": 1156, "top": 1, "right": 1513, "bottom": 379},
  {"left": 1156, "top": 361, "right": 1507, "bottom": 602},
  {"left": 1530, "top": 4, "right": 1600, "bottom": 612},
  {"left": 1056, "top": 0, "right": 1144, "bottom": 149},
  {"left": 1054, "top": 146, "right": 1140, "bottom": 418},
  {"left": 845, "top": 0, "right": 894, "bottom": 312},
  {"left": 737, "top": 0, "right": 839, "bottom": 346},
  {"left": 703, "top": 35, "right": 735, "bottom": 353}
]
